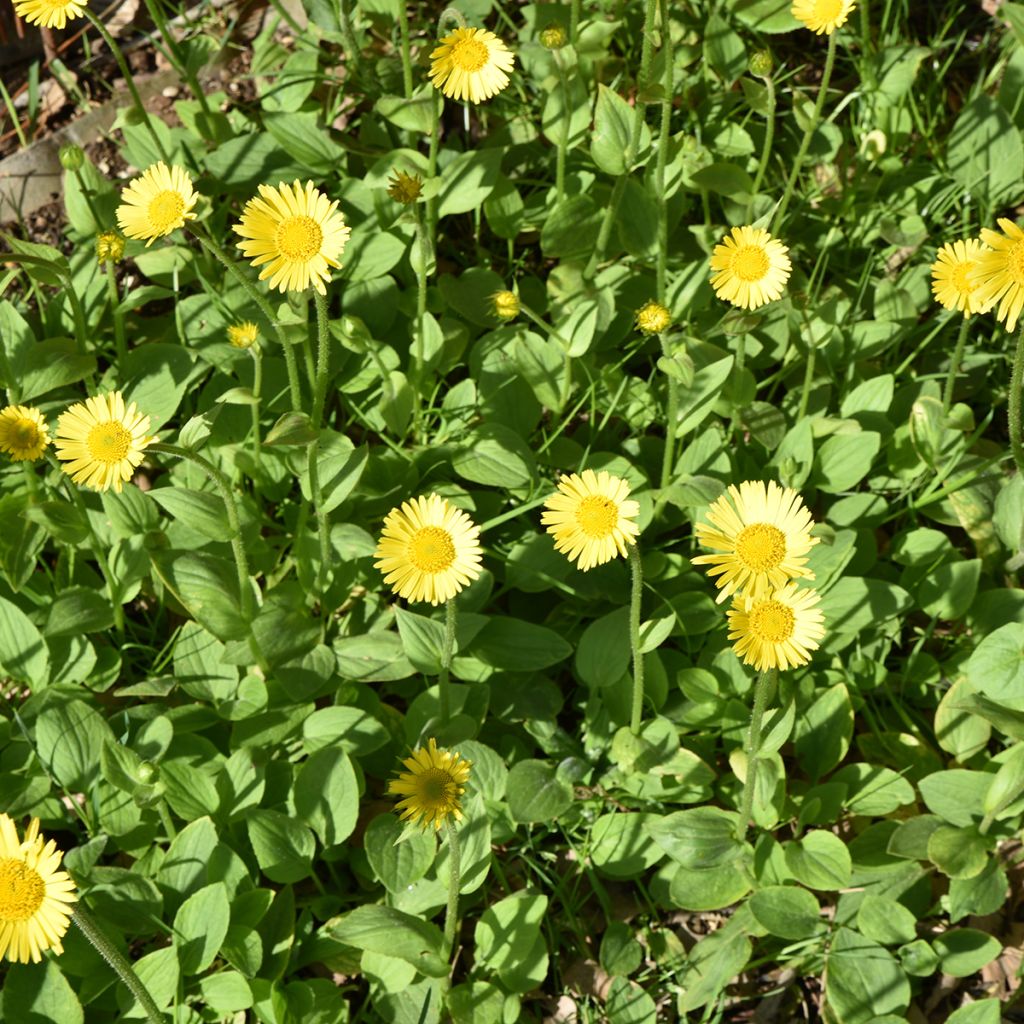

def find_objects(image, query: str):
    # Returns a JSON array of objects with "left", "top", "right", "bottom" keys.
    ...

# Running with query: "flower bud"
[
  {"left": 340, "top": 315, "right": 372, "bottom": 353},
  {"left": 227, "top": 321, "right": 259, "bottom": 349},
  {"left": 96, "top": 230, "right": 126, "bottom": 265},
  {"left": 748, "top": 51, "right": 774, "bottom": 78},
  {"left": 540, "top": 23, "right": 568, "bottom": 50},
  {"left": 59, "top": 143, "right": 84, "bottom": 171},
  {"left": 490, "top": 290, "right": 520, "bottom": 321},
  {"left": 387, "top": 169, "right": 423, "bottom": 205},
  {"left": 635, "top": 300, "right": 671, "bottom": 336}
]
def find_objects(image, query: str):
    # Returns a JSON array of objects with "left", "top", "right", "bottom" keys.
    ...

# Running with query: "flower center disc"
[
  {"left": 735, "top": 523, "right": 787, "bottom": 572},
  {"left": 276, "top": 215, "right": 323, "bottom": 261},
  {"left": 407, "top": 526, "right": 456, "bottom": 573},
  {"left": 576, "top": 495, "right": 618, "bottom": 538},
  {"left": 749, "top": 600, "right": 796, "bottom": 643},
  {"left": 12, "top": 422, "right": 39, "bottom": 447},
  {"left": 451, "top": 37, "right": 489, "bottom": 71},
  {"left": 814, "top": 0, "right": 844, "bottom": 19},
  {"left": 419, "top": 769, "right": 453, "bottom": 804},
  {"left": 1009, "top": 240, "right": 1024, "bottom": 284},
  {"left": 0, "top": 859, "right": 46, "bottom": 922},
  {"left": 86, "top": 422, "right": 132, "bottom": 463},
  {"left": 147, "top": 190, "right": 185, "bottom": 232},
  {"left": 731, "top": 245, "right": 770, "bottom": 282},
  {"left": 951, "top": 261, "right": 976, "bottom": 294}
]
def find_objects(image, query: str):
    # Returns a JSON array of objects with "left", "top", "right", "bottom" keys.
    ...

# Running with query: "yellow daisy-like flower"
[
  {"left": 55, "top": 391, "right": 156, "bottom": 494},
  {"left": 791, "top": 0, "right": 857, "bottom": 35},
  {"left": 931, "top": 239, "right": 988, "bottom": 318},
  {"left": 709, "top": 225, "right": 792, "bottom": 310},
  {"left": 692, "top": 480, "right": 818, "bottom": 604},
  {"left": 374, "top": 493, "right": 483, "bottom": 606},
  {"left": 0, "top": 814, "right": 77, "bottom": 964},
  {"left": 387, "top": 738, "right": 472, "bottom": 831},
  {"left": 973, "top": 218, "right": 1024, "bottom": 332},
  {"left": 635, "top": 300, "right": 672, "bottom": 336},
  {"left": 234, "top": 180, "right": 351, "bottom": 296},
  {"left": 541, "top": 469, "right": 641, "bottom": 572},
  {"left": 116, "top": 162, "right": 198, "bottom": 246},
  {"left": 227, "top": 321, "right": 259, "bottom": 349},
  {"left": 429, "top": 27, "right": 515, "bottom": 104},
  {"left": 0, "top": 405, "right": 50, "bottom": 462},
  {"left": 12, "top": 0, "right": 86, "bottom": 30},
  {"left": 727, "top": 582, "right": 825, "bottom": 672}
]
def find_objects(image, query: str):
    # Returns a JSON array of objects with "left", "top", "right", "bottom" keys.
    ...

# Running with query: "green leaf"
[
  {"left": 820, "top": 578, "right": 913, "bottom": 638},
  {"left": 246, "top": 808, "right": 316, "bottom": 883},
  {"left": 474, "top": 891, "right": 547, "bottom": 977},
  {"left": 606, "top": 977, "right": 657, "bottom": 1024},
  {"left": 333, "top": 631, "right": 415, "bottom": 682},
  {"left": 918, "top": 559, "right": 981, "bottom": 620},
  {"left": 395, "top": 607, "right": 446, "bottom": 675},
  {"left": 364, "top": 813, "right": 435, "bottom": 892},
  {"left": 150, "top": 550, "right": 249, "bottom": 640},
  {"left": 19, "top": 338, "right": 96, "bottom": 403},
  {"left": 156, "top": 818, "right": 219, "bottom": 910},
  {"left": 678, "top": 928, "right": 752, "bottom": 1013},
  {"left": 331, "top": 905, "right": 448, "bottom": 978},
  {"left": 590, "top": 813, "right": 666, "bottom": 878},
  {"left": 452, "top": 423, "right": 535, "bottom": 489},
  {"left": 264, "top": 412, "right": 319, "bottom": 446},
  {"left": 506, "top": 760, "right": 573, "bottom": 822},
  {"left": 983, "top": 741, "right": 1024, "bottom": 819},
  {"left": 645, "top": 808, "right": 743, "bottom": 869},
  {"left": 784, "top": 830, "right": 852, "bottom": 890},
  {"left": 35, "top": 697, "right": 113, "bottom": 791},
  {"left": 294, "top": 748, "right": 358, "bottom": 847},
  {"left": 299, "top": 435, "right": 368, "bottom": 515},
  {"left": 919, "top": 770, "right": 991, "bottom": 826},
  {"left": 301, "top": 705, "right": 389, "bottom": 757},
  {"left": 689, "top": 162, "right": 754, "bottom": 198},
  {"left": 947, "top": 95, "right": 1024, "bottom": 206},
  {"left": 966, "top": 623, "right": 1024, "bottom": 709},
  {"left": 927, "top": 825, "right": 990, "bottom": 880},
  {"left": 1, "top": 959, "right": 84, "bottom": 1024},
  {"left": 810, "top": 432, "right": 882, "bottom": 493},
  {"left": 676, "top": 342, "right": 734, "bottom": 434},
  {"left": 203, "top": 131, "right": 308, "bottom": 189},
  {"left": 575, "top": 608, "right": 630, "bottom": 688},
  {"left": 704, "top": 12, "right": 747, "bottom": 83},
  {"left": 824, "top": 927, "right": 910, "bottom": 1023},
  {"left": 174, "top": 882, "right": 230, "bottom": 974},
  {"left": 540, "top": 195, "right": 602, "bottom": 260},
  {"left": 669, "top": 860, "right": 752, "bottom": 912},
  {"left": 0, "top": 300, "right": 34, "bottom": 389},
  {"left": 945, "top": 1001, "right": 1002, "bottom": 1024},
  {"left": 793, "top": 683, "right": 853, "bottom": 778},
  {"left": 932, "top": 929, "right": 1002, "bottom": 977},
  {"left": 197, "top": 972, "right": 254, "bottom": 1014},
  {"left": 948, "top": 857, "right": 1008, "bottom": 923},
  {"left": 856, "top": 894, "right": 918, "bottom": 946},
  {"left": 23, "top": 501, "right": 90, "bottom": 545},
  {"left": 831, "top": 763, "right": 915, "bottom": 815},
  {"left": 936, "top": 678, "right": 991, "bottom": 759},
  {"left": 375, "top": 90, "right": 436, "bottom": 133},
  {"left": 0, "top": 594, "right": 49, "bottom": 688},
  {"left": 263, "top": 111, "right": 345, "bottom": 176},
  {"left": 150, "top": 487, "right": 237, "bottom": 543},
  {"left": 437, "top": 149, "right": 503, "bottom": 218},
  {"left": 749, "top": 885, "right": 824, "bottom": 939},
  {"left": 470, "top": 617, "right": 572, "bottom": 671},
  {"left": 591, "top": 85, "right": 634, "bottom": 176},
  {"left": 121, "top": 343, "right": 194, "bottom": 430},
  {"left": 44, "top": 586, "right": 116, "bottom": 636}
]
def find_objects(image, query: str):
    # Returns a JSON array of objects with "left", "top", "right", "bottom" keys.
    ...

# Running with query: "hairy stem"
[
  {"left": 628, "top": 543, "right": 645, "bottom": 735},
  {"left": 942, "top": 316, "right": 970, "bottom": 415},
  {"left": 444, "top": 820, "right": 461, "bottom": 953},
  {"left": 1010, "top": 321, "right": 1024, "bottom": 477},
  {"left": 736, "top": 667, "right": 776, "bottom": 839},
  {"left": 439, "top": 598, "right": 457, "bottom": 726}
]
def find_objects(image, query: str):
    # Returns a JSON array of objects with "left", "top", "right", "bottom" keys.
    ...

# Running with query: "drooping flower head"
[
  {"left": 116, "top": 162, "right": 198, "bottom": 246},
  {"left": 791, "top": 0, "right": 857, "bottom": 35},
  {"left": 490, "top": 290, "right": 520, "bottom": 321},
  {"left": 234, "top": 180, "right": 351, "bottom": 296},
  {"left": 0, "top": 405, "right": 50, "bottom": 462},
  {"left": 727, "top": 582, "right": 825, "bottom": 672},
  {"left": 692, "top": 480, "right": 818, "bottom": 604},
  {"left": 635, "top": 300, "right": 672, "bottom": 336},
  {"left": 973, "top": 218, "right": 1024, "bottom": 331},
  {"left": 930, "top": 239, "right": 988, "bottom": 318},
  {"left": 13, "top": 0, "right": 86, "bottom": 30},
  {"left": 542, "top": 469, "right": 640, "bottom": 571},
  {"left": 388, "top": 738, "right": 472, "bottom": 831},
  {"left": 429, "top": 27, "right": 515, "bottom": 104},
  {"left": 96, "top": 230, "right": 126, "bottom": 266},
  {"left": 709, "top": 225, "right": 792, "bottom": 310},
  {"left": 55, "top": 391, "right": 156, "bottom": 493},
  {"left": 227, "top": 322, "right": 259, "bottom": 349},
  {"left": 0, "top": 815, "right": 77, "bottom": 963},
  {"left": 374, "top": 493, "right": 483, "bottom": 605}
]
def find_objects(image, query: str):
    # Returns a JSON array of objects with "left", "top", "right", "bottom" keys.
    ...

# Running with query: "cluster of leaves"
[{"left": 2, "top": 1, "right": 1024, "bottom": 1022}]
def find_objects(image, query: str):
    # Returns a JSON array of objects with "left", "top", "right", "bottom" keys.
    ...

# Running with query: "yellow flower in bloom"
[
  {"left": 374, "top": 493, "right": 483, "bottom": 605},
  {"left": 0, "top": 815, "right": 77, "bottom": 964},
  {"left": 692, "top": 480, "right": 818, "bottom": 604},
  {"left": 931, "top": 239, "right": 988, "bottom": 318},
  {"left": 234, "top": 180, "right": 351, "bottom": 295},
  {"left": 95, "top": 230, "right": 126, "bottom": 266},
  {"left": 429, "top": 27, "right": 515, "bottom": 104},
  {"left": 710, "top": 225, "right": 792, "bottom": 310},
  {"left": 227, "top": 321, "right": 259, "bottom": 349},
  {"left": 116, "top": 162, "right": 197, "bottom": 246},
  {"left": 635, "top": 300, "right": 671, "bottom": 335},
  {"left": 0, "top": 405, "right": 50, "bottom": 462},
  {"left": 55, "top": 391, "right": 156, "bottom": 493},
  {"left": 791, "top": 0, "right": 856, "bottom": 35},
  {"left": 727, "top": 582, "right": 825, "bottom": 672},
  {"left": 973, "top": 218, "right": 1024, "bottom": 331},
  {"left": 13, "top": 0, "right": 86, "bottom": 29},
  {"left": 541, "top": 469, "right": 640, "bottom": 571},
  {"left": 387, "top": 170, "right": 423, "bottom": 205},
  {"left": 490, "top": 290, "right": 520, "bottom": 321},
  {"left": 388, "top": 738, "right": 472, "bottom": 831}
]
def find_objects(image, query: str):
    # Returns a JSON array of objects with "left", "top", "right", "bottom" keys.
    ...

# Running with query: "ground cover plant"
[{"left": 1, "top": 0, "right": 1023, "bottom": 1020}]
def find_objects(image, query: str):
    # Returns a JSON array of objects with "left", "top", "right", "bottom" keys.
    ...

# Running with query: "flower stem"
[
  {"left": 655, "top": 0, "right": 672, "bottom": 302},
  {"left": 772, "top": 31, "right": 837, "bottom": 234},
  {"left": 627, "top": 542, "right": 645, "bottom": 735},
  {"left": 751, "top": 73, "right": 776, "bottom": 199},
  {"left": 338, "top": 0, "right": 363, "bottom": 79},
  {"left": 248, "top": 345, "right": 263, "bottom": 469},
  {"left": 1010, "top": 321, "right": 1024, "bottom": 477},
  {"left": 658, "top": 335, "right": 680, "bottom": 492},
  {"left": 438, "top": 598, "right": 457, "bottom": 726},
  {"left": 736, "top": 667, "right": 776, "bottom": 839},
  {"left": 412, "top": 200, "right": 431, "bottom": 428},
  {"left": 105, "top": 263, "right": 127, "bottom": 368},
  {"left": 397, "top": 2, "right": 413, "bottom": 97},
  {"left": 444, "top": 820, "right": 461, "bottom": 954},
  {"left": 73, "top": 905, "right": 166, "bottom": 1024},
  {"left": 309, "top": 290, "right": 334, "bottom": 595},
  {"left": 570, "top": 0, "right": 581, "bottom": 45},
  {"left": 553, "top": 49, "right": 570, "bottom": 204},
  {"left": 942, "top": 316, "right": 970, "bottom": 415},
  {"left": 796, "top": 329, "right": 817, "bottom": 422}
]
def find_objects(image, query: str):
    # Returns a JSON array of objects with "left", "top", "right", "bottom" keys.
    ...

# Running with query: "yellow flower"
[
  {"left": 635, "top": 300, "right": 671, "bottom": 335},
  {"left": 55, "top": 391, "right": 156, "bottom": 493},
  {"left": 0, "top": 815, "right": 77, "bottom": 964},
  {"left": 374, "top": 493, "right": 483, "bottom": 605},
  {"left": 387, "top": 738, "right": 472, "bottom": 831},
  {"left": 541, "top": 469, "right": 640, "bottom": 571},
  {"left": 227, "top": 321, "right": 259, "bottom": 349},
  {"left": 973, "top": 218, "right": 1024, "bottom": 331},
  {"left": 96, "top": 230, "right": 126, "bottom": 266},
  {"left": 490, "top": 290, "right": 520, "bottom": 321},
  {"left": 0, "top": 405, "right": 50, "bottom": 462},
  {"left": 709, "top": 225, "right": 792, "bottom": 310},
  {"left": 727, "top": 582, "right": 825, "bottom": 672},
  {"left": 930, "top": 239, "right": 988, "bottom": 318},
  {"left": 116, "top": 162, "right": 198, "bottom": 246},
  {"left": 387, "top": 170, "right": 423, "bottom": 205},
  {"left": 429, "top": 27, "right": 515, "bottom": 104},
  {"left": 692, "top": 480, "right": 818, "bottom": 604},
  {"left": 234, "top": 180, "right": 351, "bottom": 295},
  {"left": 791, "top": 0, "right": 857, "bottom": 35},
  {"left": 12, "top": 0, "right": 86, "bottom": 30}
]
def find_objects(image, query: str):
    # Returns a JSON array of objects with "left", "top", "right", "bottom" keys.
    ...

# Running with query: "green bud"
[
  {"left": 124, "top": 106, "right": 147, "bottom": 127},
  {"left": 340, "top": 315, "right": 372, "bottom": 353},
  {"left": 540, "top": 23, "right": 568, "bottom": 50},
  {"left": 58, "top": 143, "right": 84, "bottom": 171},
  {"left": 748, "top": 51, "right": 774, "bottom": 78}
]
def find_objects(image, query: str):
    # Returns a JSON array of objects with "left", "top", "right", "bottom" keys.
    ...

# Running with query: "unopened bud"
[
  {"left": 540, "top": 23, "right": 567, "bottom": 49},
  {"left": 59, "top": 143, "right": 84, "bottom": 171},
  {"left": 490, "top": 290, "right": 520, "bottom": 321},
  {"left": 340, "top": 315, "right": 372, "bottom": 352},
  {"left": 635, "top": 300, "right": 671, "bottom": 336},
  {"left": 748, "top": 51, "right": 773, "bottom": 78},
  {"left": 227, "top": 321, "right": 259, "bottom": 349}
]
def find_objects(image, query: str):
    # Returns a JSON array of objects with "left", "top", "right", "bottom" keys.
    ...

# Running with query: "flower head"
[
  {"left": 387, "top": 738, "right": 472, "bottom": 831},
  {"left": 13, "top": 0, "right": 86, "bottom": 30},
  {"left": 540, "top": 23, "right": 568, "bottom": 50},
  {"left": 387, "top": 170, "right": 423, "bottom": 205},
  {"left": 227, "top": 321, "right": 259, "bottom": 349},
  {"left": 116, "top": 162, "right": 197, "bottom": 246},
  {"left": 55, "top": 391, "right": 156, "bottom": 493},
  {"left": 727, "top": 582, "right": 825, "bottom": 672},
  {"left": 0, "top": 815, "right": 77, "bottom": 963},
  {"left": 96, "top": 230, "right": 126, "bottom": 265},
  {"left": 635, "top": 300, "right": 671, "bottom": 335},
  {"left": 541, "top": 469, "right": 640, "bottom": 571},
  {"left": 234, "top": 180, "right": 351, "bottom": 295},
  {"left": 0, "top": 405, "right": 50, "bottom": 462},
  {"left": 931, "top": 238, "right": 988, "bottom": 318},
  {"left": 374, "top": 493, "right": 483, "bottom": 605},
  {"left": 491, "top": 290, "right": 520, "bottom": 321},
  {"left": 710, "top": 225, "right": 792, "bottom": 310},
  {"left": 429, "top": 27, "right": 515, "bottom": 104},
  {"left": 791, "top": 0, "right": 857, "bottom": 35},
  {"left": 692, "top": 480, "right": 818, "bottom": 604},
  {"left": 973, "top": 219, "right": 1024, "bottom": 331}
]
